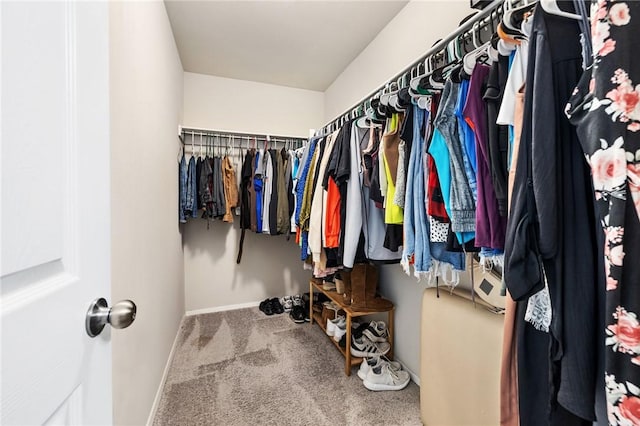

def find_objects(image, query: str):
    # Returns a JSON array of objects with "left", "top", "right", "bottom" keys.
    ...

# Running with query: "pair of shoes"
[
  {"left": 280, "top": 296, "right": 293, "bottom": 313},
  {"left": 323, "top": 301, "right": 340, "bottom": 312},
  {"left": 357, "top": 356, "right": 402, "bottom": 380},
  {"left": 351, "top": 334, "right": 390, "bottom": 358},
  {"left": 289, "top": 305, "right": 306, "bottom": 323},
  {"left": 326, "top": 316, "right": 345, "bottom": 337},
  {"left": 322, "top": 275, "right": 336, "bottom": 291},
  {"left": 360, "top": 359, "right": 410, "bottom": 391},
  {"left": 259, "top": 298, "right": 283, "bottom": 316},
  {"left": 363, "top": 321, "right": 389, "bottom": 343}
]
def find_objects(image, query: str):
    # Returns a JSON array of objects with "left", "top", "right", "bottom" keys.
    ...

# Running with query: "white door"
[{"left": 1, "top": 1, "right": 113, "bottom": 424}]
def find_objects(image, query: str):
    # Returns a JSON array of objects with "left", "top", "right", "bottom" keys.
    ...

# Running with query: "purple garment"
[{"left": 463, "top": 65, "right": 506, "bottom": 250}]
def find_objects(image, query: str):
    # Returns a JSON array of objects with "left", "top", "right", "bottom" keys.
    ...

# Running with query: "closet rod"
[
  {"left": 179, "top": 126, "right": 307, "bottom": 145},
  {"left": 319, "top": 0, "right": 506, "bottom": 134}
]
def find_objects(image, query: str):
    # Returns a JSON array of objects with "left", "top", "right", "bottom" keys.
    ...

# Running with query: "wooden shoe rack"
[{"left": 309, "top": 279, "right": 395, "bottom": 376}]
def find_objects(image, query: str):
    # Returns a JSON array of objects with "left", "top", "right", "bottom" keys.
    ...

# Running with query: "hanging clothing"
[
  {"left": 464, "top": 64, "right": 507, "bottom": 250},
  {"left": 250, "top": 149, "right": 258, "bottom": 232},
  {"left": 566, "top": 1, "right": 640, "bottom": 424},
  {"left": 484, "top": 55, "right": 510, "bottom": 218},
  {"left": 426, "top": 154, "right": 450, "bottom": 222},
  {"left": 254, "top": 150, "right": 264, "bottom": 233},
  {"left": 261, "top": 150, "right": 273, "bottom": 234},
  {"left": 179, "top": 155, "right": 187, "bottom": 224},
  {"left": 268, "top": 149, "right": 279, "bottom": 235},
  {"left": 309, "top": 132, "right": 338, "bottom": 264},
  {"left": 455, "top": 78, "right": 478, "bottom": 204},
  {"left": 393, "top": 139, "right": 407, "bottom": 209},
  {"left": 237, "top": 149, "right": 254, "bottom": 264},
  {"left": 505, "top": 6, "right": 600, "bottom": 424},
  {"left": 276, "top": 148, "right": 290, "bottom": 235},
  {"left": 323, "top": 123, "right": 351, "bottom": 253},
  {"left": 342, "top": 123, "right": 367, "bottom": 269},
  {"left": 382, "top": 113, "right": 404, "bottom": 225},
  {"left": 239, "top": 150, "right": 254, "bottom": 231},
  {"left": 402, "top": 105, "right": 432, "bottom": 277},
  {"left": 299, "top": 140, "right": 321, "bottom": 261},
  {"left": 222, "top": 155, "right": 238, "bottom": 223},
  {"left": 196, "top": 157, "right": 203, "bottom": 211},
  {"left": 199, "top": 156, "right": 213, "bottom": 218},
  {"left": 212, "top": 156, "right": 226, "bottom": 218},
  {"left": 435, "top": 80, "right": 476, "bottom": 236}
]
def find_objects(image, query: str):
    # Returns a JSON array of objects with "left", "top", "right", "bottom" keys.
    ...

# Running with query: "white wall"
[
  {"left": 109, "top": 2, "right": 185, "bottom": 425},
  {"left": 184, "top": 72, "right": 324, "bottom": 136},
  {"left": 182, "top": 72, "right": 324, "bottom": 312},
  {"left": 323, "top": 0, "right": 473, "bottom": 379},
  {"left": 324, "top": 0, "right": 472, "bottom": 123}
]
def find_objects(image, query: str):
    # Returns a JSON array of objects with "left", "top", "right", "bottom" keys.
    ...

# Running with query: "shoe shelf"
[
  {"left": 309, "top": 280, "right": 395, "bottom": 376},
  {"left": 310, "top": 311, "right": 364, "bottom": 368}
]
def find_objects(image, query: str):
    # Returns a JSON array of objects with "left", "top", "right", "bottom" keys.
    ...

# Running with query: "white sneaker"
[
  {"left": 280, "top": 296, "right": 293, "bottom": 313},
  {"left": 363, "top": 321, "right": 389, "bottom": 343},
  {"left": 326, "top": 316, "right": 345, "bottom": 337},
  {"left": 357, "top": 356, "right": 402, "bottom": 380},
  {"left": 363, "top": 364, "right": 410, "bottom": 391},
  {"left": 292, "top": 295, "right": 303, "bottom": 307},
  {"left": 350, "top": 335, "right": 390, "bottom": 358},
  {"left": 333, "top": 323, "right": 347, "bottom": 342},
  {"left": 332, "top": 320, "right": 362, "bottom": 343}
]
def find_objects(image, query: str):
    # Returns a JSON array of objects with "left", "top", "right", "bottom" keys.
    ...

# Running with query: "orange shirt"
[{"left": 325, "top": 176, "right": 341, "bottom": 249}]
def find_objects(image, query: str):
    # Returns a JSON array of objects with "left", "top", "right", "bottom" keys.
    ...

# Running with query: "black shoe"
[
  {"left": 259, "top": 299, "right": 269, "bottom": 315},
  {"left": 270, "top": 298, "right": 284, "bottom": 314},
  {"left": 351, "top": 322, "right": 369, "bottom": 339},
  {"left": 303, "top": 300, "right": 310, "bottom": 322},
  {"left": 289, "top": 305, "right": 305, "bottom": 323},
  {"left": 263, "top": 299, "right": 274, "bottom": 316}
]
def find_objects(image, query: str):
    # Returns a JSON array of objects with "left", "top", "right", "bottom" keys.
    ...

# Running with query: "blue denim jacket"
[{"left": 402, "top": 105, "right": 432, "bottom": 275}]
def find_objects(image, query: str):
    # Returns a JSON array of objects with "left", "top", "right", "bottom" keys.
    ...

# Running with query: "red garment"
[
  {"left": 427, "top": 154, "right": 449, "bottom": 222},
  {"left": 325, "top": 176, "right": 341, "bottom": 248}
]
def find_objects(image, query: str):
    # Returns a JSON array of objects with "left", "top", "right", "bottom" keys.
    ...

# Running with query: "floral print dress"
[{"left": 566, "top": 1, "right": 640, "bottom": 424}]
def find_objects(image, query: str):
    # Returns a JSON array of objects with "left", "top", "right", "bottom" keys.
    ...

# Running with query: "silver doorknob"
[{"left": 86, "top": 298, "right": 137, "bottom": 337}]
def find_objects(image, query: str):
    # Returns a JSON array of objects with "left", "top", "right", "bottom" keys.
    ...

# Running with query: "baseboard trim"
[
  {"left": 396, "top": 358, "right": 420, "bottom": 387},
  {"left": 185, "top": 301, "right": 261, "bottom": 316},
  {"left": 146, "top": 316, "right": 183, "bottom": 426}
]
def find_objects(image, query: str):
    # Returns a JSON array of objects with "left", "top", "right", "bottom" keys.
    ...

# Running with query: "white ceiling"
[{"left": 164, "top": 1, "right": 408, "bottom": 92}]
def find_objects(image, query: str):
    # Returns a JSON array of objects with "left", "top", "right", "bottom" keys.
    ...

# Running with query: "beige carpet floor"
[{"left": 153, "top": 307, "right": 421, "bottom": 426}]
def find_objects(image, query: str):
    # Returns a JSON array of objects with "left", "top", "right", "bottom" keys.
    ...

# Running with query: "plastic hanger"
[
  {"left": 380, "top": 83, "right": 393, "bottom": 107},
  {"left": 463, "top": 23, "right": 488, "bottom": 75},
  {"left": 389, "top": 75, "right": 407, "bottom": 111},
  {"left": 503, "top": 2, "right": 536, "bottom": 34},
  {"left": 540, "top": 0, "right": 582, "bottom": 20}
]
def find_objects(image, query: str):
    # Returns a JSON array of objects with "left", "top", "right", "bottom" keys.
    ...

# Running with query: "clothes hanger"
[
  {"left": 380, "top": 83, "right": 393, "bottom": 107},
  {"left": 503, "top": 1, "right": 536, "bottom": 34},
  {"left": 463, "top": 22, "right": 491, "bottom": 75},
  {"left": 487, "top": 32, "right": 500, "bottom": 62},
  {"left": 540, "top": 0, "right": 582, "bottom": 20},
  {"left": 388, "top": 75, "right": 406, "bottom": 111},
  {"left": 384, "top": 81, "right": 398, "bottom": 111}
]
